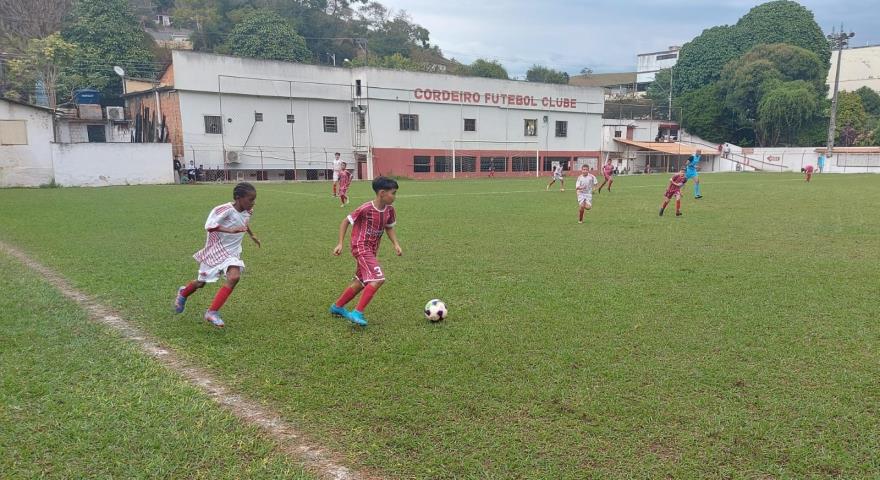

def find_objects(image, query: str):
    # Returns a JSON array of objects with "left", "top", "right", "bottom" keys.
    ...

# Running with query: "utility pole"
[
  {"left": 668, "top": 67, "right": 673, "bottom": 121},
  {"left": 826, "top": 27, "right": 855, "bottom": 158}
]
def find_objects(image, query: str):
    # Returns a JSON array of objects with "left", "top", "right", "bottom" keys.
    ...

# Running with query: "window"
[
  {"left": 434, "top": 156, "right": 450, "bottom": 172},
  {"left": 454, "top": 156, "right": 476, "bottom": 172},
  {"left": 323, "top": 116, "right": 338, "bottom": 133},
  {"left": 0, "top": 120, "right": 28, "bottom": 145},
  {"left": 555, "top": 121, "right": 567, "bottom": 137},
  {"left": 357, "top": 112, "right": 366, "bottom": 130},
  {"left": 254, "top": 112, "right": 263, "bottom": 122},
  {"left": 464, "top": 118, "right": 476, "bottom": 132},
  {"left": 204, "top": 115, "right": 222, "bottom": 134},
  {"left": 524, "top": 119, "right": 537, "bottom": 136},
  {"left": 511, "top": 156, "right": 537, "bottom": 172},
  {"left": 614, "top": 130, "right": 622, "bottom": 138},
  {"left": 400, "top": 114, "right": 419, "bottom": 131},
  {"left": 413, "top": 155, "right": 431, "bottom": 173},
  {"left": 480, "top": 157, "right": 506, "bottom": 172},
  {"left": 87, "top": 125, "right": 106, "bottom": 143},
  {"left": 656, "top": 53, "right": 678, "bottom": 61},
  {"left": 286, "top": 114, "right": 295, "bottom": 123}
]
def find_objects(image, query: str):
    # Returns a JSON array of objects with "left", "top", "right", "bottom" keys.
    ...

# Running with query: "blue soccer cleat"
[
  {"left": 329, "top": 304, "right": 348, "bottom": 317},
  {"left": 346, "top": 310, "right": 368, "bottom": 326},
  {"left": 174, "top": 287, "right": 187, "bottom": 313}
]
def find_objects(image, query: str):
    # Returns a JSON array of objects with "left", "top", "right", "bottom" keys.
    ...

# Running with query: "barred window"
[
  {"left": 464, "top": 118, "right": 476, "bottom": 132},
  {"left": 454, "top": 156, "right": 476, "bottom": 172},
  {"left": 413, "top": 155, "right": 431, "bottom": 173},
  {"left": 480, "top": 157, "right": 506, "bottom": 172},
  {"left": 323, "top": 116, "right": 338, "bottom": 133},
  {"left": 434, "top": 155, "right": 450, "bottom": 172},
  {"left": 511, "top": 156, "right": 537, "bottom": 171},
  {"left": 400, "top": 114, "right": 419, "bottom": 131},
  {"left": 204, "top": 115, "right": 222, "bottom": 134},
  {"left": 555, "top": 120, "right": 567, "bottom": 137}
]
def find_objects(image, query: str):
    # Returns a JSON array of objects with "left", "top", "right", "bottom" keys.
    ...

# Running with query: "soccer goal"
[{"left": 445, "top": 140, "right": 542, "bottom": 179}]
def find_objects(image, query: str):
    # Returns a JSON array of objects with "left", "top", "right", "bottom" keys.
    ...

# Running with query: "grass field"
[{"left": 0, "top": 172, "right": 878, "bottom": 478}]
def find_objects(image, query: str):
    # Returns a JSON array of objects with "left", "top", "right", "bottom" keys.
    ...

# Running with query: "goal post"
[{"left": 449, "top": 139, "right": 541, "bottom": 179}]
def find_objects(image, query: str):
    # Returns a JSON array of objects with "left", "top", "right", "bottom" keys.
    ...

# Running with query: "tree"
[
  {"left": 221, "top": 9, "right": 311, "bottom": 62},
  {"left": 756, "top": 80, "right": 819, "bottom": 146},
  {"left": 834, "top": 91, "right": 871, "bottom": 146},
  {"left": 62, "top": 0, "right": 158, "bottom": 94},
  {"left": 677, "top": 84, "right": 735, "bottom": 144},
  {"left": 672, "top": 1, "right": 829, "bottom": 96},
  {"left": 6, "top": 33, "right": 79, "bottom": 108},
  {"left": 526, "top": 65, "right": 569, "bottom": 84},
  {"left": 854, "top": 86, "right": 880, "bottom": 117},
  {"left": 465, "top": 59, "right": 508, "bottom": 80},
  {"left": 0, "top": 0, "right": 74, "bottom": 52}
]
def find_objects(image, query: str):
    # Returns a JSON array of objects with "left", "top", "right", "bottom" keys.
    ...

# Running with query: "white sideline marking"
[{"left": 0, "top": 241, "right": 381, "bottom": 480}]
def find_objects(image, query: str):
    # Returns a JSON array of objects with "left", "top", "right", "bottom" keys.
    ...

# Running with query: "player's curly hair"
[{"left": 233, "top": 182, "right": 256, "bottom": 199}]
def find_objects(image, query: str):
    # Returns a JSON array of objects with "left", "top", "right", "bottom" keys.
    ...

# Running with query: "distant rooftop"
[{"left": 569, "top": 72, "right": 637, "bottom": 88}]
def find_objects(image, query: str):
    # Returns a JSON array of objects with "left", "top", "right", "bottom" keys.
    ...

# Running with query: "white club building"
[{"left": 124, "top": 51, "right": 605, "bottom": 181}]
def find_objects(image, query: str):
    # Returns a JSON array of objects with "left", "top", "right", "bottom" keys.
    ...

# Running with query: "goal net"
[{"left": 438, "top": 140, "right": 541, "bottom": 179}]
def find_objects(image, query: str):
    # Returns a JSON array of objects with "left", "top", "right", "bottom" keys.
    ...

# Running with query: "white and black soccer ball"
[{"left": 424, "top": 299, "right": 448, "bottom": 322}]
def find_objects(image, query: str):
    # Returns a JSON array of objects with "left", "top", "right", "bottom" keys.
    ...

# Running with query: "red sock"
[
  {"left": 180, "top": 281, "right": 199, "bottom": 297},
  {"left": 675, "top": 199, "right": 681, "bottom": 212},
  {"left": 579, "top": 209, "right": 584, "bottom": 221},
  {"left": 333, "top": 183, "right": 337, "bottom": 195},
  {"left": 335, "top": 287, "right": 357, "bottom": 308},
  {"left": 209, "top": 285, "right": 234, "bottom": 311},
  {"left": 355, "top": 284, "right": 379, "bottom": 312}
]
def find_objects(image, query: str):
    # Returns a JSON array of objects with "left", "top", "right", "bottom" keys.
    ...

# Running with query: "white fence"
[
  {"left": 51, "top": 143, "right": 174, "bottom": 187},
  {"left": 742, "top": 148, "right": 880, "bottom": 174}
]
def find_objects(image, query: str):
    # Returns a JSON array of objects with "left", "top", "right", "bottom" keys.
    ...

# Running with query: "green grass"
[
  {"left": 0, "top": 255, "right": 312, "bottom": 479},
  {"left": 0, "top": 173, "right": 878, "bottom": 478}
]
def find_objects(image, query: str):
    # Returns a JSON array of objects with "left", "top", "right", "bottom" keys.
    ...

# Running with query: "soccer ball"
[{"left": 424, "top": 299, "right": 448, "bottom": 322}]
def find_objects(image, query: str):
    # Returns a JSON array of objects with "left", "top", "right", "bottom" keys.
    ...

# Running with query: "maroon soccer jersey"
[
  {"left": 348, "top": 201, "right": 396, "bottom": 256},
  {"left": 603, "top": 163, "right": 614, "bottom": 177},
  {"left": 665, "top": 173, "right": 686, "bottom": 196},
  {"left": 338, "top": 170, "right": 352, "bottom": 194},
  {"left": 805, "top": 164, "right": 814, "bottom": 173}
]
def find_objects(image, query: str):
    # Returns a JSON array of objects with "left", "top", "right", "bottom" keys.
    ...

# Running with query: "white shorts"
[
  {"left": 578, "top": 192, "right": 592, "bottom": 206},
  {"left": 197, "top": 257, "right": 245, "bottom": 283},
  {"left": 553, "top": 173, "right": 564, "bottom": 181},
  {"left": 333, "top": 171, "right": 340, "bottom": 181}
]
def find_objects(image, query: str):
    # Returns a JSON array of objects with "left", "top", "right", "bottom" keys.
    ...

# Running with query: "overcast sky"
[{"left": 379, "top": 0, "right": 880, "bottom": 78}]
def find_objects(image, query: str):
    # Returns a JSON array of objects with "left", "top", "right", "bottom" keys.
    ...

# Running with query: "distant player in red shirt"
[
  {"left": 330, "top": 176, "right": 403, "bottom": 326},
  {"left": 488, "top": 163, "right": 495, "bottom": 178},
  {"left": 337, "top": 161, "right": 352, "bottom": 206},
  {"left": 802, "top": 164, "right": 815, "bottom": 182},
  {"left": 174, "top": 182, "right": 261, "bottom": 328},
  {"left": 659, "top": 169, "right": 687, "bottom": 217},
  {"left": 597, "top": 159, "right": 614, "bottom": 193}
]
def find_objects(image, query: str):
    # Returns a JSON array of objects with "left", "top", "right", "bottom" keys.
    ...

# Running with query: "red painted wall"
[{"left": 371, "top": 148, "right": 601, "bottom": 179}]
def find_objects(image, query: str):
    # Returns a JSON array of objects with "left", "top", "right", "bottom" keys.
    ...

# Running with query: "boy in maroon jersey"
[
  {"left": 802, "top": 164, "right": 815, "bottom": 182},
  {"left": 659, "top": 169, "right": 687, "bottom": 217},
  {"left": 330, "top": 176, "right": 403, "bottom": 326},
  {"left": 337, "top": 161, "right": 353, "bottom": 206},
  {"left": 597, "top": 158, "right": 614, "bottom": 193}
]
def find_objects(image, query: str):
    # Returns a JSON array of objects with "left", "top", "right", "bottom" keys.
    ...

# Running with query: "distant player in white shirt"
[
  {"left": 575, "top": 164, "right": 597, "bottom": 224},
  {"left": 174, "top": 182, "right": 261, "bottom": 328},
  {"left": 546, "top": 161, "right": 566, "bottom": 191},
  {"left": 332, "top": 152, "right": 343, "bottom": 197}
]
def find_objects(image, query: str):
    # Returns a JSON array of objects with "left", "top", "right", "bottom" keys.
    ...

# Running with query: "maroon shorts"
[
  {"left": 664, "top": 189, "right": 682, "bottom": 199},
  {"left": 354, "top": 253, "right": 384, "bottom": 284},
  {"left": 604, "top": 174, "right": 612, "bottom": 181}
]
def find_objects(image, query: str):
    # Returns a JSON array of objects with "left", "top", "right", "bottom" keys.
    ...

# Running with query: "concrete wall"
[
  {"left": 52, "top": 143, "right": 174, "bottom": 186},
  {"left": 0, "top": 100, "right": 55, "bottom": 187},
  {"left": 741, "top": 147, "right": 880, "bottom": 173},
  {"left": 828, "top": 45, "right": 880, "bottom": 96},
  {"left": 637, "top": 48, "right": 680, "bottom": 83}
]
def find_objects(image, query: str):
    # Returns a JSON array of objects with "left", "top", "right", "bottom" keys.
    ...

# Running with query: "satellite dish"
[{"left": 113, "top": 66, "right": 125, "bottom": 77}]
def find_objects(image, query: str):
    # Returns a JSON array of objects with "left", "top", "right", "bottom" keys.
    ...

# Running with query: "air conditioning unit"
[
  {"left": 225, "top": 150, "right": 240, "bottom": 163},
  {"left": 106, "top": 106, "right": 124, "bottom": 121}
]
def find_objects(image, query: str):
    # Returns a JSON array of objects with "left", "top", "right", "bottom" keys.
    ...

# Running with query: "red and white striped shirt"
[
  {"left": 338, "top": 169, "right": 353, "bottom": 192},
  {"left": 193, "top": 202, "right": 252, "bottom": 267},
  {"left": 348, "top": 200, "right": 396, "bottom": 256}
]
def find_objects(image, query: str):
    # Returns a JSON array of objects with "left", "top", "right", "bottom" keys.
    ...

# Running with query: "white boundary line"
[{"left": 0, "top": 241, "right": 381, "bottom": 480}]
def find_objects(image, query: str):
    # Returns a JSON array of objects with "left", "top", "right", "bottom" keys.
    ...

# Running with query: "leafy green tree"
[
  {"left": 677, "top": 84, "right": 735, "bottom": 144},
  {"left": 347, "top": 53, "right": 421, "bottom": 71},
  {"left": 6, "top": 33, "right": 79, "bottom": 107},
  {"left": 854, "top": 86, "right": 880, "bottom": 117},
  {"left": 465, "top": 59, "right": 508, "bottom": 80},
  {"left": 221, "top": 9, "right": 311, "bottom": 62},
  {"left": 526, "top": 65, "right": 569, "bottom": 84},
  {"left": 834, "top": 91, "right": 871, "bottom": 146},
  {"left": 757, "top": 80, "right": 819, "bottom": 146},
  {"left": 62, "top": 0, "right": 158, "bottom": 95},
  {"left": 673, "top": 1, "right": 829, "bottom": 96}
]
